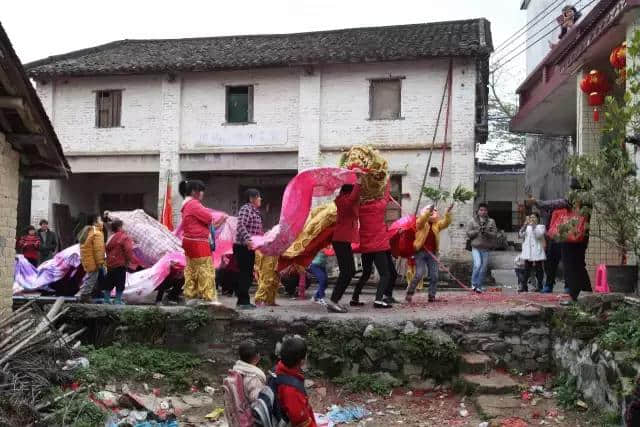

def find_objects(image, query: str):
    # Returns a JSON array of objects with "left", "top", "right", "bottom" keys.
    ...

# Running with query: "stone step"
[
  {"left": 461, "top": 371, "right": 521, "bottom": 395},
  {"left": 474, "top": 394, "right": 523, "bottom": 419},
  {"left": 460, "top": 352, "right": 493, "bottom": 374}
]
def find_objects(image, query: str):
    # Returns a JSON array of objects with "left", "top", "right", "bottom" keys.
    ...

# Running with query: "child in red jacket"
[
  {"left": 18, "top": 226, "right": 40, "bottom": 267},
  {"left": 275, "top": 337, "right": 317, "bottom": 427}
]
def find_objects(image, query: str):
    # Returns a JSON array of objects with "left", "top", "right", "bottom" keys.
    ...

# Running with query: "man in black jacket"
[{"left": 38, "top": 219, "right": 59, "bottom": 263}]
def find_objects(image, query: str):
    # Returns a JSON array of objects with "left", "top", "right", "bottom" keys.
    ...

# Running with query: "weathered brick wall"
[{"left": 0, "top": 134, "right": 19, "bottom": 309}]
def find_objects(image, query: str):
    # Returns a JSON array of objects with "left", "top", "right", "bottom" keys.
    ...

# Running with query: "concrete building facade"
[
  {"left": 512, "top": 0, "right": 640, "bottom": 276},
  {"left": 27, "top": 20, "right": 492, "bottom": 258}
]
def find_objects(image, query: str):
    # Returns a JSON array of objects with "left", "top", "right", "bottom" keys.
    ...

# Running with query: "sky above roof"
[{"left": 2, "top": 0, "right": 524, "bottom": 82}]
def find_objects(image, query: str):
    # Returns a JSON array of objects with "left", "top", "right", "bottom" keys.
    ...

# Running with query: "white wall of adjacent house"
[
  {"left": 523, "top": 0, "right": 598, "bottom": 76},
  {"left": 0, "top": 132, "right": 20, "bottom": 308},
  {"left": 31, "top": 57, "right": 478, "bottom": 258}
]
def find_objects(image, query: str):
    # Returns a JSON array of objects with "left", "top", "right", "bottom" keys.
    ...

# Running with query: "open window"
[{"left": 225, "top": 85, "right": 254, "bottom": 124}]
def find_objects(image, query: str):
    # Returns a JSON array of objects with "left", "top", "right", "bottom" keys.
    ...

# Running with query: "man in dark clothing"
[{"left": 38, "top": 219, "right": 59, "bottom": 263}]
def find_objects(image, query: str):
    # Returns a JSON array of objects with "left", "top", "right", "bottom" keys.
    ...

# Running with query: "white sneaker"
[{"left": 312, "top": 297, "right": 327, "bottom": 306}]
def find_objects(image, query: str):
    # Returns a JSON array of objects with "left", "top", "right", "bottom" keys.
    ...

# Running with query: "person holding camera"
[
  {"left": 466, "top": 203, "right": 497, "bottom": 293},
  {"left": 518, "top": 212, "right": 546, "bottom": 292}
]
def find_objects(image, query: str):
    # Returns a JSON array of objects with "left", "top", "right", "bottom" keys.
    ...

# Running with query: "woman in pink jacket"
[{"left": 179, "top": 180, "right": 226, "bottom": 303}]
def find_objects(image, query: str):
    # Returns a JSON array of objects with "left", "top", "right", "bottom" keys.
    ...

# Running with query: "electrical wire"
[
  {"left": 494, "top": 0, "right": 566, "bottom": 52},
  {"left": 493, "top": 0, "right": 586, "bottom": 66},
  {"left": 491, "top": 0, "right": 599, "bottom": 73}
]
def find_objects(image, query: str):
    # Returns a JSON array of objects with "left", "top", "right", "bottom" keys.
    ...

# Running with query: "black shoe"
[
  {"left": 518, "top": 287, "right": 528, "bottom": 293},
  {"left": 350, "top": 300, "right": 365, "bottom": 307},
  {"left": 428, "top": 295, "right": 435, "bottom": 303},
  {"left": 383, "top": 297, "right": 399, "bottom": 304},
  {"left": 237, "top": 304, "right": 257, "bottom": 310},
  {"left": 374, "top": 300, "right": 392, "bottom": 309}
]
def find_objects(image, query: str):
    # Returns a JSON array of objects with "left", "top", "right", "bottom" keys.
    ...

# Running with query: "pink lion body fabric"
[{"left": 252, "top": 167, "right": 356, "bottom": 256}]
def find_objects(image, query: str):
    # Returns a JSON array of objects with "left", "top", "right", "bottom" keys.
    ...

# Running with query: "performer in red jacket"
[
  {"left": 357, "top": 189, "right": 393, "bottom": 309},
  {"left": 18, "top": 226, "right": 40, "bottom": 267},
  {"left": 327, "top": 176, "right": 361, "bottom": 314},
  {"left": 179, "top": 179, "right": 227, "bottom": 304}
]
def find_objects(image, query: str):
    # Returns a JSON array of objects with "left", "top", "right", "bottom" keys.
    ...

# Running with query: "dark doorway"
[
  {"left": 99, "top": 193, "right": 144, "bottom": 214},
  {"left": 487, "top": 201, "right": 514, "bottom": 232},
  {"left": 16, "top": 176, "right": 31, "bottom": 238}
]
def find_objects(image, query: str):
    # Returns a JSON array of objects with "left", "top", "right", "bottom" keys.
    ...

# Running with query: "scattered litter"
[
  {"left": 327, "top": 405, "right": 371, "bottom": 423},
  {"left": 205, "top": 408, "right": 224, "bottom": 420},
  {"left": 105, "top": 384, "right": 117, "bottom": 393},
  {"left": 499, "top": 417, "right": 528, "bottom": 427},
  {"left": 305, "top": 379, "right": 316, "bottom": 388},
  {"left": 152, "top": 372, "right": 166, "bottom": 380},
  {"left": 520, "top": 391, "right": 533, "bottom": 401},
  {"left": 61, "top": 357, "right": 89, "bottom": 371},
  {"left": 366, "top": 398, "right": 378, "bottom": 404},
  {"left": 96, "top": 390, "right": 119, "bottom": 408},
  {"left": 204, "top": 386, "right": 216, "bottom": 395},
  {"left": 576, "top": 400, "right": 588, "bottom": 409},
  {"left": 478, "top": 422, "right": 489, "bottom": 427},
  {"left": 406, "top": 391, "right": 413, "bottom": 396},
  {"left": 530, "top": 385, "right": 545, "bottom": 394},
  {"left": 459, "top": 408, "right": 469, "bottom": 417}
]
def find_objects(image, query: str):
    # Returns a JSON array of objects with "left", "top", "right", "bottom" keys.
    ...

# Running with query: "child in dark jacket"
[
  {"left": 18, "top": 226, "right": 41, "bottom": 267},
  {"left": 275, "top": 337, "right": 317, "bottom": 427}
]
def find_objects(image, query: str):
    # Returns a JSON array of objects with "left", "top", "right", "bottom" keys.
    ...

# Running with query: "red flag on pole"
[{"left": 162, "top": 173, "right": 174, "bottom": 231}]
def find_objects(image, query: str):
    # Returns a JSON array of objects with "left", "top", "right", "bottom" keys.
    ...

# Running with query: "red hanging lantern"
[
  {"left": 609, "top": 42, "right": 626, "bottom": 69},
  {"left": 580, "top": 70, "right": 609, "bottom": 121}
]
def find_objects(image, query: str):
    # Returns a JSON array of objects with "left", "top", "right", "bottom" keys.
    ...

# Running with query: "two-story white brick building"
[{"left": 26, "top": 19, "right": 492, "bottom": 259}]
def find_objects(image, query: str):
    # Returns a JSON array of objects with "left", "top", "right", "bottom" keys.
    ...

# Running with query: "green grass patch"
[
  {"left": 77, "top": 344, "right": 202, "bottom": 391},
  {"left": 48, "top": 390, "right": 108, "bottom": 427},
  {"left": 334, "top": 373, "right": 401, "bottom": 395}
]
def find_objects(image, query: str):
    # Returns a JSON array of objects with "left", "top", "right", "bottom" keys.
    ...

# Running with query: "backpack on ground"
[
  {"left": 223, "top": 370, "right": 255, "bottom": 427},
  {"left": 252, "top": 371, "right": 307, "bottom": 427}
]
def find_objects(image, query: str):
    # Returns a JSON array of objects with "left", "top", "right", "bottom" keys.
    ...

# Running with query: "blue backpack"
[{"left": 252, "top": 371, "right": 306, "bottom": 427}]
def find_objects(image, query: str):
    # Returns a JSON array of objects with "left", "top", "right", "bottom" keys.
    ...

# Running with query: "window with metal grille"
[
  {"left": 95, "top": 90, "right": 122, "bottom": 128},
  {"left": 225, "top": 85, "right": 254, "bottom": 123},
  {"left": 369, "top": 79, "right": 401, "bottom": 120}
]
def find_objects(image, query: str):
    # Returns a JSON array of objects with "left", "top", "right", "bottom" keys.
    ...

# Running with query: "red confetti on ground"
[
  {"left": 500, "top": 417, "right": 529, "bottom": 427},
  {"left": 521, "top": 391, "right": 533, "bottom": 401},
  {"left": 407, "top": 291, "right": 569, "bottom": 309}
]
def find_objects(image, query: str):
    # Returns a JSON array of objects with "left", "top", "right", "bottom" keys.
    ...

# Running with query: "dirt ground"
[
  {"left": 170, "top": 377, "right": 602, "bottom": 427},
  {"left": 217, "top": 288, "right": 572, "bottom": 324}
]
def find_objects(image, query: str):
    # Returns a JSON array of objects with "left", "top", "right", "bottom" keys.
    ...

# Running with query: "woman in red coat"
[
  {"left": 357, "top": 190, "right": 393, "bottom": 309},
  {"left": 179, "top": 180, "right": 227, "bottom": 303},
  {"left": 327, "top": 176, "right": 361, "bottom": 314},
  {"left": 102, "top": 219, "right": 134, "bottom": 304},
  {"left": 18, "top": 225, "right": 40, "bottom": 267}
]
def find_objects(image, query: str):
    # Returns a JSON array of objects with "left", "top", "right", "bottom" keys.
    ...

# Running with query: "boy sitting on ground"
[
  {"left": 275, "top": 337, "right": 317, "bottom": 427},
  {"left": 233, "top": 341, "right": 267, "bottom": 401}
]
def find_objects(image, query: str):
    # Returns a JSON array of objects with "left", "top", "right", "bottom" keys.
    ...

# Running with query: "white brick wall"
[
  {"left": 34, "top": 58, "right": 480, "bottom": 259},
  {"left": 0, "top": 133, "right": 19, "bottom": 307}
]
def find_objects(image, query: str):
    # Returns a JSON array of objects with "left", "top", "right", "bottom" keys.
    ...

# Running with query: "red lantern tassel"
[{"left": 593, "top": 108, "right": 599, "bottom": 122}]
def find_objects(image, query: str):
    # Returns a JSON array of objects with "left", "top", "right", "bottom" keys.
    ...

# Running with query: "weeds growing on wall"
[
  {"left": 598, "top": 306, "right": 640, "bottom": 358},
  {"left": 306, "top": 323, "right": 459, "bottom": 388},
  {"left": 334, "top": 373, "right": 401, "bottom": 395},
  {"left": 553, "top": 373, "right": 581, "bottom": 409}
]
